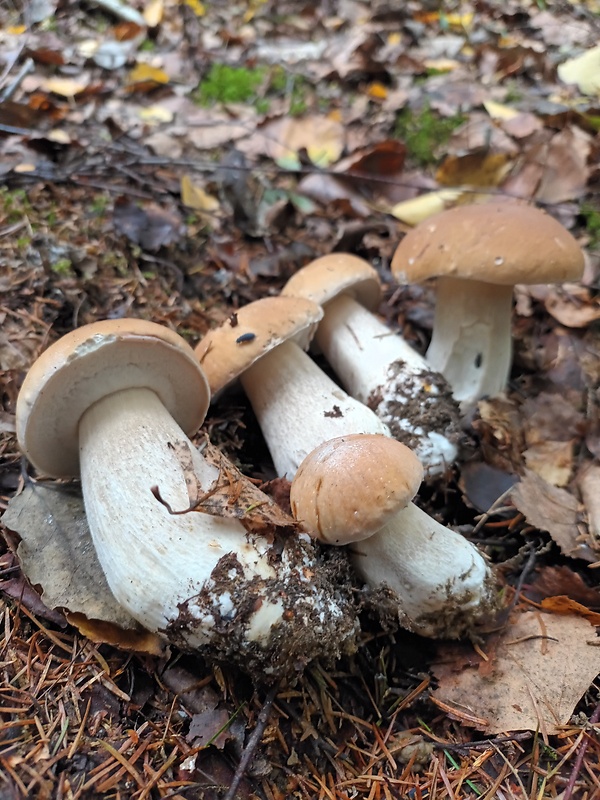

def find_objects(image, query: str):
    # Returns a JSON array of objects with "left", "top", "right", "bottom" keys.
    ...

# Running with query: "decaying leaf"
[
  {"left": 2, "top": 485, "right": 164, "bottom": 654},
  {"left": 511, "top": 470, "right": 594, "bottom": 561},
  {"left": 558, "top": 44, "right": 600, "bottom": 96},
  {"left": 239, "top": 115, "right": 345, "bottom": 168},
  {"left": 181, "top": 174, "right": 220, "bottom": 212},
  {"left": 433, "top": 611, "right": 600, "bottom": 734},
  {"left": 390, "top": 188, "right": 463, "bottom": 225}
]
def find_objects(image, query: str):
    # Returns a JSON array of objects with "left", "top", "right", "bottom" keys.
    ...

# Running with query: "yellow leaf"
[
  {"left": 44, "top": 77, "right": 88, "bottom": 97},
  {"left": 14, "top": 163, "right": 37, "bottom": 173},
  {"left": 558, "top": 45, "right": 600, "bottom": 96},
  {"left": 47, "top": 129, "right": 71, "bottom": 144},
  {"left": 143, "top": 0, "right": 163, "bottom": 26},
  {"left": 387, "top": 32, "right": 402, "bottom": 46},
  {"left": 422, "top": 58, "right": 459, "bottom": 73},
  {"left": 390, "top": 189, "right": 464, "bottom": 225},
  {"left": 128, "top": 63, "right": 169, "bottom": 84},
  {"left": 138, "top": 104, "right": 173, "bottom": 122},
  {"left": 483, "top": 100, "right": 520, "bottom": 120},
  {"left": 436, "top": 152, "right": 513, "bottom": 188},
  {"left": 444, "top": 11, "right": 473, "bottom": 29},
  {"left": 183, "top": 0, "right": 205, "bottom": 16},
  {"left": 180, "top": 175, "right": 220, "bottom": 212},
  {"left": 367, "top": 82, "right": 388, "bottom": 100},
  {"left": 7, "top": 24, "right": 27, "bottom": 34}
]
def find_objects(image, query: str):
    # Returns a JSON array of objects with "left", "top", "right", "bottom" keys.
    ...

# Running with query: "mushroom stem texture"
[
  {"left": 350, "top": 502, "right": 495, "bottom": 638},
  {"left": 316, "top": 294, "right": 459, "bottom": 473},
  {"left": 240, "top": 340, "right": 390, "bottom": 479},
  {"left": 425, "top": 277, "right": 513, "bottom": 406},
  {"left": 78, "top": 387, "right": 357, "bottom": 676}
]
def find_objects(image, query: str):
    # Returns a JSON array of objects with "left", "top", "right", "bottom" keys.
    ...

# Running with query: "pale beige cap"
[
  {"left": 282, "top": 253, "right": 381, "bottom": 310},
  {"left": 290, "top": 433, "right": 423, "bottom": 545},
  {"left": 17, "top": 318, "right": 210, "bottom": 478},
  {"left": 391, "top": 202, "right": 585, "bottom": 285},
  {"left": 195, "top": 296, "right": 323, "bottom": 395}
]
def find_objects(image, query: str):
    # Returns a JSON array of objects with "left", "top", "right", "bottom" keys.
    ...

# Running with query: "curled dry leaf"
[
  {"left": 433, "top": 611, "right": 600, "bottom": 734},
  {"left": 2, "top": 485, "right": 165, "bottom": 654}
]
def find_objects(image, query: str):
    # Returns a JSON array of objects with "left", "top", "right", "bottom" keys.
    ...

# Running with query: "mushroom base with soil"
[
  {"left": 315, "top": 294, "right": 460, "bottom": 474},
  {"left": 79, "top": 387, "right": 358, "bottom": 680}
]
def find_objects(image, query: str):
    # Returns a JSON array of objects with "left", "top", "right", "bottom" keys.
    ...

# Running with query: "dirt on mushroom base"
[
  {"left": 167, "top": 535, "right": 359, "bottom": 684},
  {"left": 362, "top": 567, "right": 500, "bottom": 640},
  {"left": 368, "top": 360, "right": 461, "bottom": 460}
]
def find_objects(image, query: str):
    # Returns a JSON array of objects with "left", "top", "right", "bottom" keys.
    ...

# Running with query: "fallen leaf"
[
  {"left": 2, "top": 485, "right": 163, "bottom": 651},
  {"left": 558, "top": 44, "right": 600, "bottom": 96},
  {"left": 239, "top": 115, "right": 345, "bottom": 168},
  {"left": 523, "top": 440, "right": 574, "bottom": 487},
  {"left": 390, "top": 188, "right": 464, "bottom": 225},
  {"left": 433, "top": 611, "right": 600, "bottom": 734},
  {"left": 540, "top": 596, "right": 600, "bottom": 625},
  {"left": 511, "top": 470, "right": 593, "bottom": 561},
  {"left": 181, "top": 175, "right": 220, "bottom": 212},
  {"left": 112, "top": 197, "right": 183, "bottom": 250},
  {"left": 436, "top": 151, "right": 514, "bottom": 188},
  {"left": 578, "top": 464, "right": 600, "bottom": 545},
  {"left": 526, "top": 565, "right": 600, "bottom": 607},
  {"left": 127, "top": 62, "right": 169, "bottom": 85},
  {"left": 44, "top": 76, "right": 89, "bottom": 97},
  {"left": 143, "top": 0, "right": 163, "bottom": 26}
]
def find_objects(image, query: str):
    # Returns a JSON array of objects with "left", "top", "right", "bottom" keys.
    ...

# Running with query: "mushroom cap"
[
  {"left": 391, "top": 202, "right": 585, "bottom": 286},
  {"left": 17, "top": 318, "right": 210, "bottom": 478},
  {"left": 282, "top": 253, "right": 381, "bottom": 310},
  {"left": 195, "top": 296, "right": 323, "bottom": 395},
  {"left": 290, "top": 434, "right": 424, "bottom": 545}
]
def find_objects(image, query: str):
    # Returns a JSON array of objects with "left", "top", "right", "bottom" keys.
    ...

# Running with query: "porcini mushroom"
[
  {"left": 391, "top": 202, "right": 585, "bottom": 406},
  {"left": 195, "top": 296, "right": 389, "bottom": 479},
  {"left": 290, "top": 434, "right": 496, "bottom": 638},
  {"left": 282, "top": 253, "right": 461, "bottom": 475},
  {"left": 16, "top": 319, "right": 358, "bottom": 678}
]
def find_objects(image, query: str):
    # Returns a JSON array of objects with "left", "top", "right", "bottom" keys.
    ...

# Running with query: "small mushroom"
[
  {"left": 16, "top": 319, "right": 358, "bottom": 678},
  {"left": 290, "top": 434, "right": 497, "bottom": 638},
  {"left": 391, "top": 202, "right": 585, "bottom": 407},
  {"left": 195, "top": 296, "right": 389, "bottom": 479},
  {"left": 282, "top": 253, "right": 461, "bottom": 475}
]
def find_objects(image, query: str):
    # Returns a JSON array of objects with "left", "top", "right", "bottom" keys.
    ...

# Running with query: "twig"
[
  {"left": 0, "top": 57, "right": 34, "bottom": 102},
  {"left": 222, "top": 683, "right": 279, "bottom": 800},
  {"left": 562, "top": 697, "right": 600, "bottom": 800}
]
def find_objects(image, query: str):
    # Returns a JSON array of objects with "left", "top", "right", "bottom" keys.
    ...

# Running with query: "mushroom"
[
  {"left": 391, "top": 202, "right": 585, "bottom": 407},
  {"left": 195, "top": 296, "right": 390, "bottom": 479},
  {"left": 290, "top": 434, "right": 497, "bottom": 638},
  {"left": 282, "top": 253, "right": 461, "bottom": 475},
  {"left": 16, "top": 319, "right": 358, "bottom": 678}
]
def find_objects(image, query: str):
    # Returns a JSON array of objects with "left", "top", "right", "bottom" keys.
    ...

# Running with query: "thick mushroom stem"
[
  {"left": 78, "top": 387, "right": 357, "bottom": 668},
  {"left": 239, "top": 340, "right": 390, "bottom": 479},
  {"left": 316, "top": 294, "right": 460, "bottom": 474},
  {"left": 350, "top": 502, "right": 495, "bottom": 638},
  {"left": 425, "top": 277, "right": 513, "bottom": 406}
]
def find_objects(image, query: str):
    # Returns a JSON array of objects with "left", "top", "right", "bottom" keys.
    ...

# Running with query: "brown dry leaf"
[
  {"left": 433, "top": 611, "right": 600, "bottom": 734},
  {"left": 239, "top": 115, "right": 345, "bottom": 168},
  {"left": 459, "top": 461, "right": 519, "bottom": 514},
  {"left": 541, "top": 285, "right": 600, "bottom": 328},
  {"left": 540, "top": 596, "right": 600, "bottom": 625},
  {"left": 578, "top": 464, "right": 600, "bottom": 545},
  {"left": 436, "top": 151, "right": 514, "bottom": 188},
  {"left": 160, "top": 439, "right": 297, "bottom": 536},
  {"left": 523, "top": 441, "right": 574, "bottom": 487},
  {"left": 527, "top": 565, "right": 600, "bottom": 607},
  {"left": 511, "top": 470, "right": 594, "bottom": 561},
  {"left": 2, "top": 485, "right": 162, "bottom": 651},
  {"left": 534, "top": 126, "right": 592, "bottom": 204},
  {"left": 112, "top": 197, "right": 182, "bottom": 250}
]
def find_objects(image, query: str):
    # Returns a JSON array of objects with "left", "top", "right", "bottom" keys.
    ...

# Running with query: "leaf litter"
[{"left": 1, "top": 0, "right": 600, "bottom": 796}]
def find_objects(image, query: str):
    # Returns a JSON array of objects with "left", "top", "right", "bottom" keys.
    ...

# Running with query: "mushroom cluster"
[
  {"left": 14, "top": 199, "right": 584, "bottom": 672},
  {"left": 16, "top": 319, "right": 358, "bottom": 680}
]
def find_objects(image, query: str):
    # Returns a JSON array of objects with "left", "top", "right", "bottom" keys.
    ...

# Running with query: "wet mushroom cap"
[
  {"left": 194, "top": 295, "right": 323, "bottom": 395},
  {"left": 16, "top": 318, "right": 210, "bottom": 479},
  {"left": 290, "top": 433, "right": 424, "bottom": 545},
  {"left": 391, "top": 201, "right": 585, "bottom": 285},
  {"left": 282, "top": 253, "right": 381, "bottom": 309}
]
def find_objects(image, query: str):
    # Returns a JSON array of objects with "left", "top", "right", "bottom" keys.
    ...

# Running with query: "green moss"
[
  {"left": 0, "top": 187, "right": 32, "bottom": 224},
  {"left": 581, "top": 201, "right": 600, "bottom": 248},
  {"left": 195, "top": 64, "right": 267, "bottom": 106},
  {"left": 394, "top": 104, "right": 466, "bottom": 166},
  {"left": 52, "top": 258, "right": 73, "bottom": 276}
]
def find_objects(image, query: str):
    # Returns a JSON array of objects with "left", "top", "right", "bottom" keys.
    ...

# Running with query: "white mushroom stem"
[
  {"left": 349, "top": 502, "right": 494, "bottom": 637},
  {"left": 425, "top": 277, "right": 513, "bottom": 406},
  {"left": 239, "top": 340, "right": 390, "bottom": 479},
  {"left": 78, "top": 387, "right": 353, "bottom": 658},
  {"left": 315, "top": 293, "right": 459, "bottom": 474}
]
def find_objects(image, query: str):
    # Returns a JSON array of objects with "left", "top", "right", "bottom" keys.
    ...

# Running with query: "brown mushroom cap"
[
  {"left": 195, "top": 296, "right": 323, "bottom": 395},
  {"left": 290, "top": 434, "right": 424, "bottom": 545},
  {"left": 16, "top": 318, "right": 210, "bottom": 478},
  {"left": 282, "top": 253, "right": 381, "bottom": 310},
  {"left": 391, "top": 202, "right": 585, "bottom": 285}
]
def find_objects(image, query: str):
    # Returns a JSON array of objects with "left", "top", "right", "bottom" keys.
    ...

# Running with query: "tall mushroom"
[
  {"left": 195, "top": 296, "right": 390, "bottom": 479},
  {"left": 391, "top": 201, "right": 585, "bottom": 407},
  {"left": 290, "top": 434, "right": 496, "bottom": 638},
  {"left": 16, "top": 319, "right": 358, "bottom": 678},
  {"left": 282, "top": 253, "right": 460, "bottom": 475}
]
